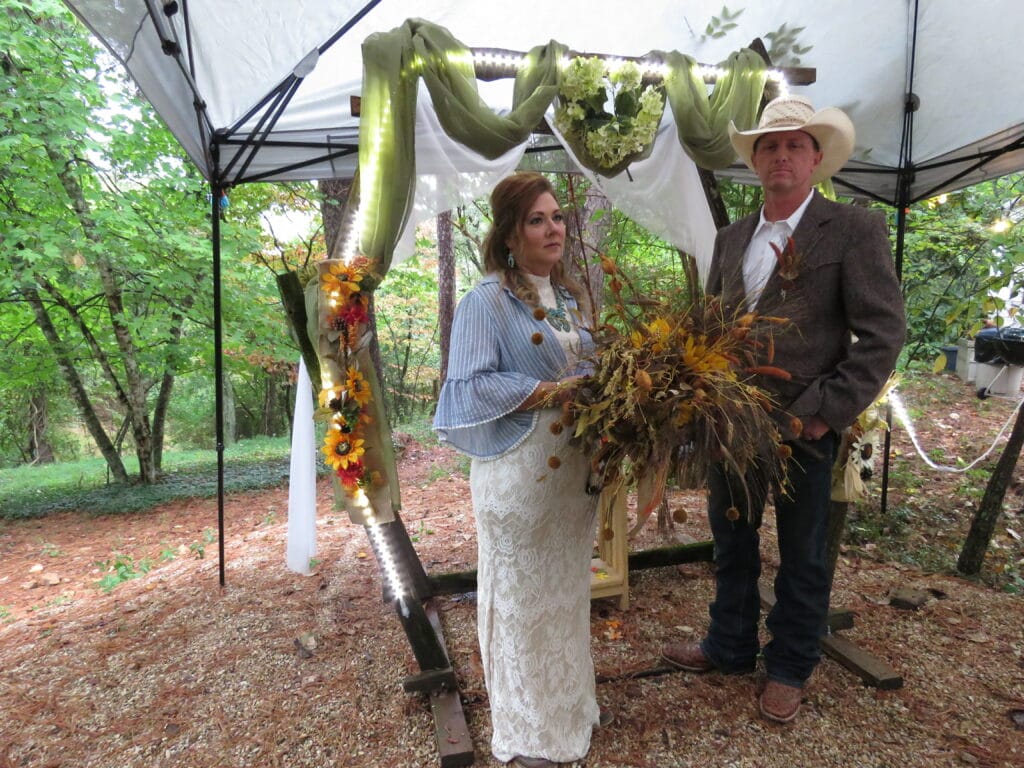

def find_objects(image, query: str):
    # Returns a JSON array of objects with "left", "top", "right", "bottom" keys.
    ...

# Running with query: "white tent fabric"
[
  {"left": 66, "top": 0, "right": 1024, "bottom": 204},
  {"left": 286, "top": 357, "right": 317, "bottom": 574}
]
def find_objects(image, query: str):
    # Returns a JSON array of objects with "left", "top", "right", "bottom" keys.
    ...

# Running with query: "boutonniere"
[{"left": 770, "top": 236, "right": 802, "bottom": 299}]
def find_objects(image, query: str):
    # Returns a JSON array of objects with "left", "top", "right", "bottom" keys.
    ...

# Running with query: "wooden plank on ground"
[
  {"left": 428, "top": 539, "right": 716, "bottom": 597},
  {"left": 758, "top": 581, "right": 855, "bottom": 632},
  {"left": 628, "top": 540, "right": 715, "bottom": 570},
  {"left": 758, "top": 581, "right": 901, "bottom": 689},
  {"left": 821, "top": 633, "right": 904, "bottom": 690},
  {"left": 424, "top": 599, "right": 475, "bottom": 768},
  {"left": 430, "top": 689, "right": 475, "bottom": 768}
]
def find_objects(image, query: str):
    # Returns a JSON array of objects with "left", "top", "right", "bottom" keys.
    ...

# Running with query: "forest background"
[{"left": 2, "top": 2, "right": 1023, "bottom": 585}]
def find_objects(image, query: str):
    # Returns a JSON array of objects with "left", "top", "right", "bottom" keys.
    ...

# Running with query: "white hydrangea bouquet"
[{"left": 554, "top": 57, "right": 666, "bottom": 177}]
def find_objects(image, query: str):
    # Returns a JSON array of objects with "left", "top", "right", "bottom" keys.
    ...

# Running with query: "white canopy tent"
[{"left": 65, "top": 0, "right": 1024, "bottom": 203}]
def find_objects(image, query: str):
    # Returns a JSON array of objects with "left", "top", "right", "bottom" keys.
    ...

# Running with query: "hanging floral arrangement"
[
  {"left": 564, "top": 256, "right": 794, "bottom": 527},
  {"left": 554, "top": 57, "right": 666, "bottom": 177},
  {"left": 317, "top": 258, "right": 380, "bottom": 498}
]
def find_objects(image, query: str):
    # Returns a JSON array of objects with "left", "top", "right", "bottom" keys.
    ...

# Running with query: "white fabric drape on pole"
[
  {"left": 393, "top": 87, "right": 718, "bottom": 283},
  {"left": 392, "top": 84, "right": 529, "bottom": 266},
  {"left": 286, "top": 357, "right": 317, "bottom": 574}
]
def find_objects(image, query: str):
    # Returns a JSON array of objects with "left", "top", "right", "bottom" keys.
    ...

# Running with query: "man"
[{"left": 661, "top": 95, "right": 906, "bottom": 723}]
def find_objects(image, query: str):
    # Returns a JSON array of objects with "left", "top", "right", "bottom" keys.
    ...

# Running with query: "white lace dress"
[{"left": 471, "top": 275, "right": 600, "bottom": 764}]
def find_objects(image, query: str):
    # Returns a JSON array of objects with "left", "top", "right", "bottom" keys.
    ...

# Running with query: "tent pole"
[
  {"left": 880, "top": 198, "right": 909, "bottom": 516},
  {"left": 211, "top": 147, "right": 227, "bottom": 587}
]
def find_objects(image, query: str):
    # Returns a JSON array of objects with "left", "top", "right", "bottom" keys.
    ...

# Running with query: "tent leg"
[{"left": 211, "top": 176, "right": 227, "bottom": 587}]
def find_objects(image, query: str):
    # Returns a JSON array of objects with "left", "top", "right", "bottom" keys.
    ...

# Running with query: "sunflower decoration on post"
[
  {"left": 566, "top": 255, "right": 795, "bottom": 528},
  {"left": 553, "top": 57, "right": 666, "bottom": 178},
  {"left": 316, "top": 257, "right": 398, "bottom": 524}
]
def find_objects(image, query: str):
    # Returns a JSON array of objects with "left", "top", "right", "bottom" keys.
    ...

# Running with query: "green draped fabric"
[
  {"left": 661, "top": 48, "right": 769, "bottom": 170},
  {"left": 355, "top": 19, "right": 565, "bottom": 281},
  {"left": 349, "top": 18, "right": 769, "bottom": 285}
]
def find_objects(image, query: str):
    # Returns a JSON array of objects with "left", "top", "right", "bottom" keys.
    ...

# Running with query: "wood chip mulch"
[{"left": 2, "top": 424, "right": 1024, "bottom": 768}]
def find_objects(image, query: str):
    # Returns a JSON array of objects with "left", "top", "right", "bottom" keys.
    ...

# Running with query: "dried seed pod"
[
  {"left": 601, "top": 527, "right": 615, "bottom": 541},
  {"left": 789, "top": 416, "right": 803, "bottom": 436},
  {"left": 635, "top": 369, "right": 653, "bottom": 391},
  {"left": 531, "top": 332, "right": 544, "bottom": 345},
  {"left": 609, "top": 277, "right": 622, "bottom": 294},
  {"left": 533, "top": 307, "right": 547, "bottom": 321},
  {"left": 747, "top": 365, "right": 792, "bottom": 381},
  {"left": 560, "top": 401, "right": 575, "bottom": 427},
  {"left": 725, "top": 507, "right": 741, "bottom": 522},
  {"left": 600, "top": 255, "right": 617, "bottom": 275},
  {"left": 776, "top": 444, "right": 793, "bottom": 460},
  {"left": 547, "top": 455, "right": 561, "bottom": 469},
  {"left": 549, "top": 421, "right": 564, "bottom": 435},
  {"left": 672, "top": 507, "right": 688, "bottom": 524}
]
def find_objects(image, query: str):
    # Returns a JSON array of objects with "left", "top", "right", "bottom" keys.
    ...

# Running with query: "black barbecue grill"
[{"left": 974, "top": 326, "right": 1024, "bottom": 398}]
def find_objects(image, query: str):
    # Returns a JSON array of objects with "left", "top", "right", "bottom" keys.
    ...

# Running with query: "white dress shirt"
[{"left": 742, "top": 189, "right": 815, "bottom": 309}]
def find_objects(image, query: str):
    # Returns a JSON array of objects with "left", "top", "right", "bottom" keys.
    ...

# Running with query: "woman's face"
[{"left": 506, "top": 191, "right": 565, "bottom": 276}]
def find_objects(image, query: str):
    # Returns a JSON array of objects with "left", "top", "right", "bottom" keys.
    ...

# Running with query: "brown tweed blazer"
[{"left": 706, "top": 192, "right": 906, "bottom": 435}]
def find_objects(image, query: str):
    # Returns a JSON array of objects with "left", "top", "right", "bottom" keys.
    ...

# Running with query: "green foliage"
[
  {"left": 0, "top": 2, "right": 299, "bottom": 477},
  {"left": 762, "top": 22, "right": 813, "bottom": 66},
  {"left": 701, "top": 6, "right": 744, "bottom": 41},
  {"left": 95, "top": 554, "right": 152, "bottom": 592},
  {"left": 0, "top": 436, "right": 293, "bottom": 519},
  {"left": 900, "top": 175, "right": 1024, "bottom": 363},
  {"left": 375, "top": 253, "right": 442, "bottom": 423},
  {"left": 410, "top": 520, "right": 435, "bottom": 542},
  {"left": 189, "top": 529, "right": 216, "bottom": 559}
]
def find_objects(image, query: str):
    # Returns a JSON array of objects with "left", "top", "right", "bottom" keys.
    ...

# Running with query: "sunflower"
[
  {"left": 322, "top": 262, "right": 364, "bottom": 301},
  {"left": 321, "top": 428, "right": 365, "bottom": 471},
  {"left": 345, "top": 367, "right": 372, "bottom": 407}
]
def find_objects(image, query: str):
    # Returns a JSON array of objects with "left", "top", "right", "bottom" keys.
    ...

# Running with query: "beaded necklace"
[{"left": 542, "top": 286, "right": 571, "bottom": 332}]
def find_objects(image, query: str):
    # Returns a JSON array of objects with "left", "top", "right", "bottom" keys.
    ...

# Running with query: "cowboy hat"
[{"left": 728, "top": 95, "right": 855, "bottom": 185}]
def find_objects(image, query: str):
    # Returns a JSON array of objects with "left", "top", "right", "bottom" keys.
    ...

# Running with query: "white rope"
[{"left": 889, "top": 386, "right": 1024, "bottom": 473}]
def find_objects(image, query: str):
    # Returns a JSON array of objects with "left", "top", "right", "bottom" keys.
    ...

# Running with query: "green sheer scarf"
[
  {"left": 354, "top": 19, "right": 565, "bottom": 280},
  {"left": 347, "top": 19, "right": 769, "bottom": 284}
]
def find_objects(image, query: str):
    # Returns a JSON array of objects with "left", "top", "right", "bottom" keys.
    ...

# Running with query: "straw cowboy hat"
[{"left": 728, "top": 95, "right": 855, "bottom": 185}]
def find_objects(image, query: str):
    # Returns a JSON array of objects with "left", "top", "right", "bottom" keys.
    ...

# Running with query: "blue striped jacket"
[{"left": 433, "top": 273, "right": 595, "bottom": 459}]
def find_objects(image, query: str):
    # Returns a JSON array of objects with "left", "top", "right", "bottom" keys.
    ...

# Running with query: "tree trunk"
[
  {"left": 563, "top": 175, "right": 611, "bottom": 322},
  {"left": 47, "top": 145, "right": 158, "bottom": 483},
  {"left": 150, "top": 299, "right": 192, "bottom": 474},
  {"left": 437, "top": 210, "right": 455, "bottom": 385},
  {"left": 318, "top": 178, "right": 354, "bottom": 258},
  {"left": 26, "top": 387, "right": 55, "bottom": 464},
  {"left": 260, "top": 372, "right": 278, "bottom": 435},
  {"left": 222, "top": 374, "right": 237, "bottom": 446},
  {"left": 21, "top": 284, "right": 129, "bottom": 482},
  {"left": 957, "top": 403, "right": 1024, "bottom": 574}
]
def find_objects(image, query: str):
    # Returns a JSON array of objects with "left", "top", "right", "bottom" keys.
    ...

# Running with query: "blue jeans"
[{"left": 700, "top": 433, "right": 838, "bottom": 687}]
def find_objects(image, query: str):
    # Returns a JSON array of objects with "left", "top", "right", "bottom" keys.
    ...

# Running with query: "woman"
[{"left": 434, "top": 172, "right": 605, "bottom": 767}]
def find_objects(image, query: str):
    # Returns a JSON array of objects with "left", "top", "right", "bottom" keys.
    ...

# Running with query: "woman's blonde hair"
[{"left": 482, "top": 172, "right": 589, "bottom": 314}]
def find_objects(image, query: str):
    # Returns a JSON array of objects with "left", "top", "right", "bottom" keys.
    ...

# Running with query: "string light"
[
  {"left": 365, "top": 516, "right": 408, "bottom": 600},
  {"left": 471, "top": 50, "right": 526, "bottom": 70}
]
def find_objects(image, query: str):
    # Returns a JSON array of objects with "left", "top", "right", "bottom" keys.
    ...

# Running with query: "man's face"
[{"left": 751, "top": 129, "right": 823, "bottom": 196}]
